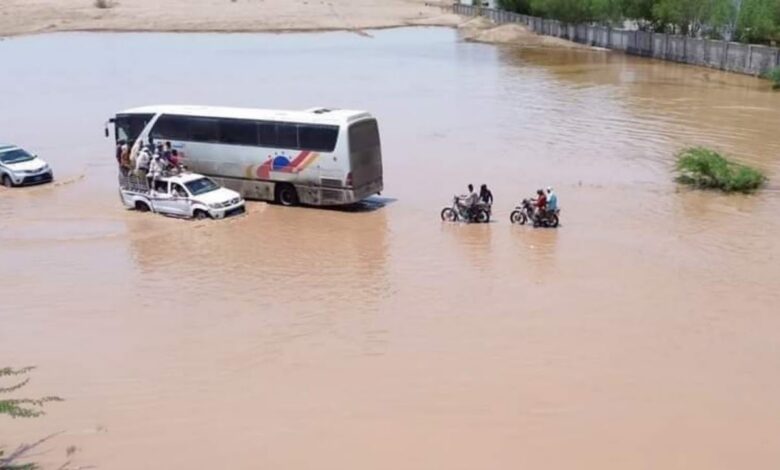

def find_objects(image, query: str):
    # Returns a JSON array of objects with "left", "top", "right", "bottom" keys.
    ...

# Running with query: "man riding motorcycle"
[
  {"left": 457, "top": 184, "right": 479, "bottom": 219},
  {"left": 546, "top": 187, "right": 558, "bottom": 214},
  {"left": 533, "top": 189, "right": 547, "bottom": 219}
]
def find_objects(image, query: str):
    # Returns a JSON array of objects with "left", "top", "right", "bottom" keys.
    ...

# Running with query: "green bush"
[
  {"left": 675, "top": 147, "right": 767, "bottom": 193},
  {"left": 766, "top": 66, "right": 780, "bottom": 89}
]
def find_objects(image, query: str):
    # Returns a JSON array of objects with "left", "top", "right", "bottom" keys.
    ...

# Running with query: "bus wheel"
[{"left": 276, "top": 184, "right": 299, "bottom": 207}]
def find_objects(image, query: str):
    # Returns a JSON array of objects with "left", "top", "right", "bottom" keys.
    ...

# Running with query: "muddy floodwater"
[{"left": 2, "top": 28, "right": 780, "bottom": 469}]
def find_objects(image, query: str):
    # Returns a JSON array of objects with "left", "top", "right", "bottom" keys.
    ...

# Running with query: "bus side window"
[
  {"left": 258, "top": 122, "right": 278, "bottom": 148},
  {"left": 153, "top": 115, "right": 190, "bottom": 141},
  {"left": 277, "top": 123, "right": 298, "bottom": 149}
]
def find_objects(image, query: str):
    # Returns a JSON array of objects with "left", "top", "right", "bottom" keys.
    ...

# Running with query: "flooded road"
[{"left": 2, "top": 28, "right": 780, "bottom": 469}]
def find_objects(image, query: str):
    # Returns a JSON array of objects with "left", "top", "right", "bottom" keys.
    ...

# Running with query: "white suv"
[{"left": 0, "top": 144, "right": 54, "bottom": 187}]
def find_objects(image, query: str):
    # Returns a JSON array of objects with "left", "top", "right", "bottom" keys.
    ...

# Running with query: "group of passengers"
[
  {"left": 457, "top": 184, "right": 557, "bottom": 219},
  {"left": 116, "top": 139, "right": 184, "bottom": 178}
]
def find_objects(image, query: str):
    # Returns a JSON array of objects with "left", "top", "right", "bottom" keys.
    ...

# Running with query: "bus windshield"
[
  {"left": 185, "top": 177, "right": 220, "bottom": 196},
  {"left": 115, "top": 113, "right": 155, "bottom": 143}
]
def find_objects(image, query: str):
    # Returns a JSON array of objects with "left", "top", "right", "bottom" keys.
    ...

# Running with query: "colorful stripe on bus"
[{"left": 250, "top": 151, "right": 319, "bottom": 180}]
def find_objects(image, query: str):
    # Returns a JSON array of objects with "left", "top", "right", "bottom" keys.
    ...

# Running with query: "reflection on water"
[{"left": 2, "top": 27, "right": 780, "bottom": 470}]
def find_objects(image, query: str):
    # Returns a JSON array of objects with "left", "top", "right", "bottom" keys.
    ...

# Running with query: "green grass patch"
[{"left": 675, "top": 147, "right": 766, "bottom": 193}]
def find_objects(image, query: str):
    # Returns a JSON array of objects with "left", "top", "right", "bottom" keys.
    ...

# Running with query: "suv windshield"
[
  {"left": 184, "top": 178, "right": 220, "bottom": 196},
  {"left": 0, "top": 148, "right": 35, "bottom": 165}
]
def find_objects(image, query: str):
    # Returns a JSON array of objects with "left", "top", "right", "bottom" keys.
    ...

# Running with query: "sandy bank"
[
  {"left": 0, "top": 0, "right": 463, "bottom": 37},
  {"left": 458, "top": 16, "right": 591, "bottom": 49},
  {"left": 1, "top": 0, "right": 588, "bottom": 50}
]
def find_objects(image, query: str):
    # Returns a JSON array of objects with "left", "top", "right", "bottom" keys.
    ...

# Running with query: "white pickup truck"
[{"left": 120, "top": 172, "right": 245, "bottom": 220}]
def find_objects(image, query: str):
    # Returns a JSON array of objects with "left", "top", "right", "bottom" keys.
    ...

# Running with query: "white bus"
[{"left": 108, "top": 105, "right": 383, "bottom": 206}]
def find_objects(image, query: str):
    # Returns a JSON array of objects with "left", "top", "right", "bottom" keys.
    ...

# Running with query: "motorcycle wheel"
[
  {"left": 475, "top": 209, "right": 490, "bottom": 224},
  {"left": 548, "top": 214, "right": 560, "bottom": 228},
  {"left": 510, "top": 210, "right": 526, "bottom": 225},
  {"left": 441, "top": 207, "right": 458, "bottom": 222}
]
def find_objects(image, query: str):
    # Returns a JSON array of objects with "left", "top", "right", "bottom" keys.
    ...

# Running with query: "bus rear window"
[{"left": 348, "top": 120, "right": 380, "bottom": 153}]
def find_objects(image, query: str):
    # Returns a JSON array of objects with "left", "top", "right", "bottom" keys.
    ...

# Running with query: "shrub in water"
[
  {"left": 675, "top": 147, "right": 766, "bottom": 193},
  {"left": 767, "top": 66, "right": 780, "bottom": 90}
]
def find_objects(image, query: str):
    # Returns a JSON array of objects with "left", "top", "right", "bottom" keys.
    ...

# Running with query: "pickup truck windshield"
[
  {"left": 0, "top": 149, "right": 35, "bottom": 164},
  {"left": 185, "top": 178, "right": 220, "bottom": 196}
]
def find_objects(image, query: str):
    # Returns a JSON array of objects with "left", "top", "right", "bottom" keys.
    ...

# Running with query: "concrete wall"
[{"left": 452, "top": 3, "right": 780, "bottom": 77}]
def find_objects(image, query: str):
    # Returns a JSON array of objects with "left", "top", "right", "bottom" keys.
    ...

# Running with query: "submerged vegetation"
[
  {"left": 0, "top": 367, "right": 61, "bottom": 418},
  {"left": 498, "top": 0, "right": 780, "bottom": 43},
  {"left": 675, "top": 147, "right": 766, "bottom": 193},
  {"left": 1, "top": 367, "right": 63, "bottom": 470},
  {"left": 766, "top": 66, "right": 780, "bottom": 89}
]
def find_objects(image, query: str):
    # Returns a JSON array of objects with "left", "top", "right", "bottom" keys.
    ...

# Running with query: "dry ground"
[{"left": 0, "top": 0, "right": 462, "bottom": 36}]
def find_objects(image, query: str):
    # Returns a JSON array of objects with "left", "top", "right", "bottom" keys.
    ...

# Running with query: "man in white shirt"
[
  {"left": 135, "top": 146, "right": 151, "bottom": 176},
  {"left": 458, "top": 184, "right": 478, "bottom": 219}
]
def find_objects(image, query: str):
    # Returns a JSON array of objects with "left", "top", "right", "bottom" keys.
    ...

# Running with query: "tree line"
[{"left": 497, "top": 0, "right": 780, "bottom": 44}]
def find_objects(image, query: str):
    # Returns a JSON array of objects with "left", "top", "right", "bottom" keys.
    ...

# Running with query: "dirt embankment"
[
  {"left": 0, "top": 0, "right": 462, "bottom": 37},
  {"left": 458, "top": 16, "right": 590, "bottom": 49}
]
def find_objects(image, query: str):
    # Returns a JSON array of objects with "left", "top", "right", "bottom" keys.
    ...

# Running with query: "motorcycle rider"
[
  {"left": 479, "top": 184, "right": 493, "bottom": 205},
  {"left": 546, "top": 186, "right": 558, "bottom": 213},
  {"left": 533, "top": 188, "right": 547, "bottom": 220},
  {"left": 458, "top": 184, "right": 479, "bottom": 219}
]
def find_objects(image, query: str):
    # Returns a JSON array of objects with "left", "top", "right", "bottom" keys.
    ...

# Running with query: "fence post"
[
  {"left": 722, "top": 41, "right": 729, "bottom": 70},
  {"left": 746, "top": 44, "right": 753, "bottom": 74},
  {"left": 663, "top": 33, "right": 668, "bottom": 60}
]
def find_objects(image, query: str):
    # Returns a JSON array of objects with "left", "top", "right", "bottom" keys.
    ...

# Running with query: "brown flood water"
[{"left": 2, "top": 28, "right": 780, "bottom": 469}]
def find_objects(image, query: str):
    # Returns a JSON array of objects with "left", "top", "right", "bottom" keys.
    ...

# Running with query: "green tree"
[
  {"left": 530, "top": 0, "right": 596, "bottom": 22},
  {"left": 591, "top": 0, "right": 627, "bottom": 23},
  {"left": 652, "top": 0, "right": 719, "bottom": 35},
  {"left": 498, "top": 0, "right": 532, "bottom": 14},
  {"left": 736, "top": 0, "right": 780, "bottom": 42}
]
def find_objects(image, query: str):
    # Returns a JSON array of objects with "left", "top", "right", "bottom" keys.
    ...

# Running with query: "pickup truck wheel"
[
  {"left": 194, "top": 210, "right": 210, "bottom": 220},
  {"left": 135, "top": 201, "right": 150, "bottom": 212},
  {"left": 275, "top": 184, "right": 299, "bottom": 207},
  {"left": 1, "top": 174, "right": 12, "bottom": 187}
]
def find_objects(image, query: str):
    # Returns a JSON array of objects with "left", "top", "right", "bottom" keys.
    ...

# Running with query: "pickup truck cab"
[
  {"left": 0, "top": 143, "right": 54, "bottom": 187},
  {"left": 120, "top": 172, "right": 245, "bottom": 220}
]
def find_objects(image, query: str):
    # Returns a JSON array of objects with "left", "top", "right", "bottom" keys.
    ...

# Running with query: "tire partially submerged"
[{"left": 441, "top": 207, "right": 458, "bottom": 222}]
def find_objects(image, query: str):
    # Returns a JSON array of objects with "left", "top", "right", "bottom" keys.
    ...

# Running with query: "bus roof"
[{"left": 117, "top": 105, "right": 373, "bottom": 125}]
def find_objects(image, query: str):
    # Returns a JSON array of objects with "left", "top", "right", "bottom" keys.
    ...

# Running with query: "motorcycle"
[
  {"left": 510, "top": 198, "right": 560, "bottom": 228},
  {"left": 441, "top": 196, "right": 490, "bottom": 224}
]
